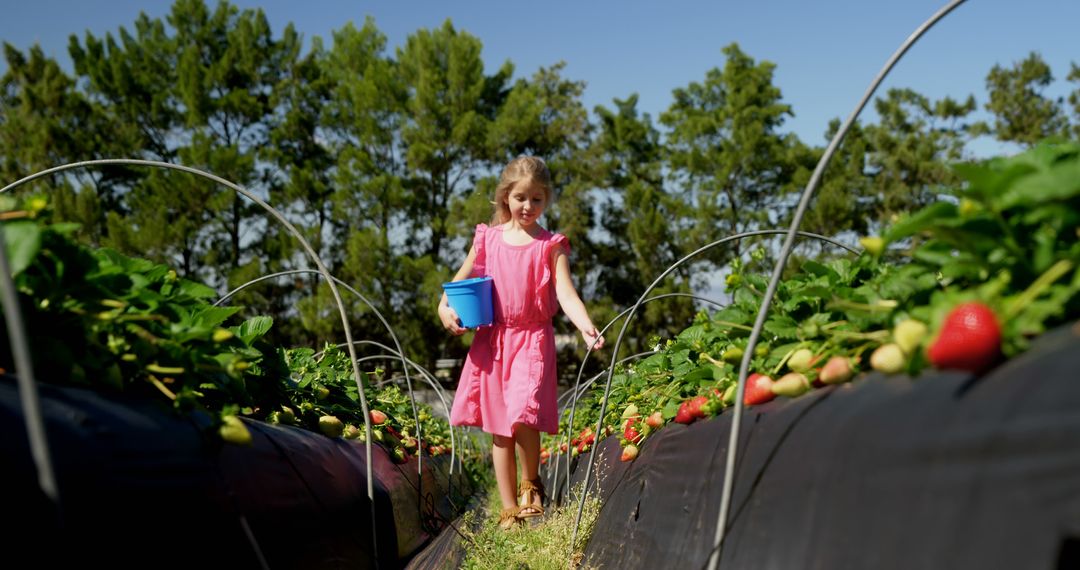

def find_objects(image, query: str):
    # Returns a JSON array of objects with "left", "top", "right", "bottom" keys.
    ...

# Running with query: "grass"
[{"left": 455, "top": 484, "right": 602, "bottom": 570}]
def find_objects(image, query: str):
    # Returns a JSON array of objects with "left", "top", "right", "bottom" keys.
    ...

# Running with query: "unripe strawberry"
[
  {"left": 771, "top": 372, "right": 810, "bottom": 397},
  {"left": 787, "top": 348, "right": 816, "bottom": 373},
  {"left": 212, "top": 328, "right": 235, "bottom": 342},
  {"left": 893, "top": 319, "right": 928, "bottom": 355},
  {"left": 722, "top": 347, "right": 744, "bottom": 364},
  {"left": 342, "top": 424, "right": 361, "bottom": 439},
  {"left": 870, "top": 343, "right": 906, "bottom": 374},
  {"left": 819, "top": 356, "right": 854, "bottom": 384},
  {"left": 620, "top": 403, "right": 639, "bottom": 420},
  {"left": 278, "top": 406, "right": 296, "bottom": 424},
  {"left": 318, "top": 415, "right": 345, "bottom": 438},
  {"left": 721, "top": 384, "right": 736, "bottom": 406},
  {"left": 644, "top": 411, "right": 663, "bottom": 429},
  {"left": 219, "top": 414, "right": 252, "bottom": 446},
  {"left": 859, "top": 236, "right": 885, "bottom": 256},
  {"left": 620, "top": 444, "right": 639, "bottom": 462}
]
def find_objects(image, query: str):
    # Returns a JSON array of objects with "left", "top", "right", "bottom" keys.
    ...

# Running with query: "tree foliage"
[{"left": 2, "top": 1, "right": 1079, "bottom": 383}]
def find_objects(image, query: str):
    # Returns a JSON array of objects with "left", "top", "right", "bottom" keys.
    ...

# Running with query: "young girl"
[{"left": 438, "top": 156, "right": 605, "bottom": 530}]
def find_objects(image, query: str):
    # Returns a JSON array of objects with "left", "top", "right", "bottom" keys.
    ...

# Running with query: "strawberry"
[
  {"left": 644, "top": 411, "right": 663, "bottom": 429},
  {"left": 620, "top": 444, "right": 639, "bottom": 462},
  {"left": 870, "top": 343, "right": 906, "bottom": 374},
  {"left": 721, "top": 384, "right": 737, "bottom": 406},
  {"left": 818, "top": 356, "right": 854, "bottom": 384},
  {"left": 927, "top": 302, "right": 1002, "bottom": 373},
  {"left": 390, "top": 447, "right": 408, "bottom": 464},
  {"left": 219, "top": 414, "right": 252, "bottom": 446},
  {"left": 859, "top": 236, "right": 885, "bottom": 256},
  {"left": 318, "top": 415, "right": 345, "bottom": 438},
  {"left": 743, "top": 373, "right": 776, "bottom": 406},
  {"left": 787, "top": 348, "right": 817, "bottom": 373},
  {"left": 623, "top": 419, "right": 643, "bottom": 444},
  {"left": 687, "top": 395, "right": 709, "bottom": 418},
  {"left": 674, "top": 400, "right": 695, "bottom": 424},
  {"left": 721, "top": 347, "right": 744, "bottom": 364},
  {"left": 771, "top": 372, "right": 810, "bottom": 397},
  {"left": 893, "top": 319, "right": 928, "bottom": 355},
  {"left": 620, "top": 403, "right": 639, "bottom": 420},
  {"left": 370, "top": 409, "right": 388, "bottom": 425}
]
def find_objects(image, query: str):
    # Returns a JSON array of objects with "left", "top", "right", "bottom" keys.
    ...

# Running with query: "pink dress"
[{"left": 449, "top": 223, "right": 567, "bottom": 437}]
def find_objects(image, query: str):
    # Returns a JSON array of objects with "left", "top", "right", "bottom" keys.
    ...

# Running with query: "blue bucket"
[{"left": 442, "top": 276, "right": 494, "bottom": 328}]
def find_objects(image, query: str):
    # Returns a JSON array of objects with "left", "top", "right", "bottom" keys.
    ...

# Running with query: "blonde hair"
[{"left": 490, "top": 156, "right": 553, "bottom": 225}]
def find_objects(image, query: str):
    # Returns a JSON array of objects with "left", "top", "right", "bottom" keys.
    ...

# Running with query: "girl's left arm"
[{"left": 552, "top": 245, "right": 605, "bottom": 351}]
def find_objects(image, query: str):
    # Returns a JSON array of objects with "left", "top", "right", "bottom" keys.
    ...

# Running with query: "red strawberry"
[
  {"left": 644, "top": 411, "right": 663, "bottom": 429},
  {"left": 927, "top": 302, "right": 1002, "bottom": 373},
  {"left": 674, "top": 400, "right": 695, "bottom": 424},
  {"left": 370, "top": 409, "right": 388, "bottom": 425},
  {"left": 687, "top": 395, "right": 709, "bottom": 418},
  {"left": 620, "top": 444, "right": 639, "bottom": 462},
  {"left": 626, "top": 418, "right": 639, "bottom": 444},
  {"left": 743, "top": 373, "right": 776, "bottom": 406}
]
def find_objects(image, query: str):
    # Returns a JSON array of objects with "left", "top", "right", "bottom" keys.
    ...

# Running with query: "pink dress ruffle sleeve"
[{"left": 449, "top": 223, "right": 569, "bottom": 437}]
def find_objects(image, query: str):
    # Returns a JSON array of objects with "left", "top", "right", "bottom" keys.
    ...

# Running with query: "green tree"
[
  {"left": 1068, "top": 62, "right": 1080, "bottom": 140},
  {"left": 396, "top": 19, "right": 511, "bottom": 262},
  {"left": 660, "top": 43, "right": 805, "bottom": 271},
  {"left": 984, "top": 52, "right": 1067, "bottom": 146},
  {"left": 591, "top": 94, "right": 695, "bottom": 347}
]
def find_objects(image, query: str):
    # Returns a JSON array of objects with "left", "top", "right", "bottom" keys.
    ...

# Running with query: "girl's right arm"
[{"left": 437, "top": 245, "right": 478, "bottom": 336}]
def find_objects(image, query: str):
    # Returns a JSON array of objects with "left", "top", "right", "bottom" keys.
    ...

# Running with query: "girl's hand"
[
  {"left": 581, "top": 327, "right": 605, "bottom": 351},
  {"left": 439, "top": 304, "right": 468, "bottom": 336}
]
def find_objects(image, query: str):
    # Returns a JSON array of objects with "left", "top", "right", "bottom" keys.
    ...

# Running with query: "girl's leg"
[
  {"left": 491, "top": 434, "right": 519, "bottom": 510},
  {"left": 514, "top": 424, "right": 541, "bottom": 482},
  {"left": 514, "top": 425, "right": 543, "bottom": 515}
]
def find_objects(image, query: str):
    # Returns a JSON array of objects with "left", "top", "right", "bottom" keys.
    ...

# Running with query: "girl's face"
[{"left": 505, "top": 181, "right": 548, "bottom": 227}]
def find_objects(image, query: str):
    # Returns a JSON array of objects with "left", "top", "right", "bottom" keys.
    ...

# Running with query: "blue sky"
[{"left": 2, "top": 0, "right": 1078, "bottom": 155}]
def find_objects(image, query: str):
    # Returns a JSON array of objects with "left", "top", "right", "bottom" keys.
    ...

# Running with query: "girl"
[{"left": 438, "top": 156, "right": 605, "bottom": 530}]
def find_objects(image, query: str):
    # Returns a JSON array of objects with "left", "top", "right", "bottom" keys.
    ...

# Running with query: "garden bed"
[
  {"left": 1, "top": 375, "right": 475, "bottom": 569},
  {"left": 548, "top": 322, "right": 1080, "bottom": 569}
]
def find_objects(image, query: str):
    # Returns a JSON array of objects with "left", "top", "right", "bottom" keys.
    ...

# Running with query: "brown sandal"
[
  {"left": 498, "top": 505, "right": 523, "bottom": 530},
  {"left": 517, "top": 478, "right": 546, "bottom": 519}
]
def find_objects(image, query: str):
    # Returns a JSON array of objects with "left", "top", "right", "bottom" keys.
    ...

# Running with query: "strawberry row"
[{"left": 545, "top": 140, "right": 1080, "bottom": 464}]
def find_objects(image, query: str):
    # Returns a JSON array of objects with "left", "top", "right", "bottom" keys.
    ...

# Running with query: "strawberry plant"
[
  {"left": 546, "top": 140, "right": 1080, "bottom": 465},
  {"left": 0, "top": 197, "right": 482, "bottom": 478}
]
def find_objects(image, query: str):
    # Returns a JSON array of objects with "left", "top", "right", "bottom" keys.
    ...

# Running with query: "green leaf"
[
  {"left": 883, "top": 201, "right": 958, "bottom": 243},
  {"left": 235, "top": 316, "right": 274, "bottom": 345},
  {"left": 3, "top": 220, "right": 43, "bottom": 276},
  {"left": 763, "top": 315, "right": 799, "bottom": 340}
]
